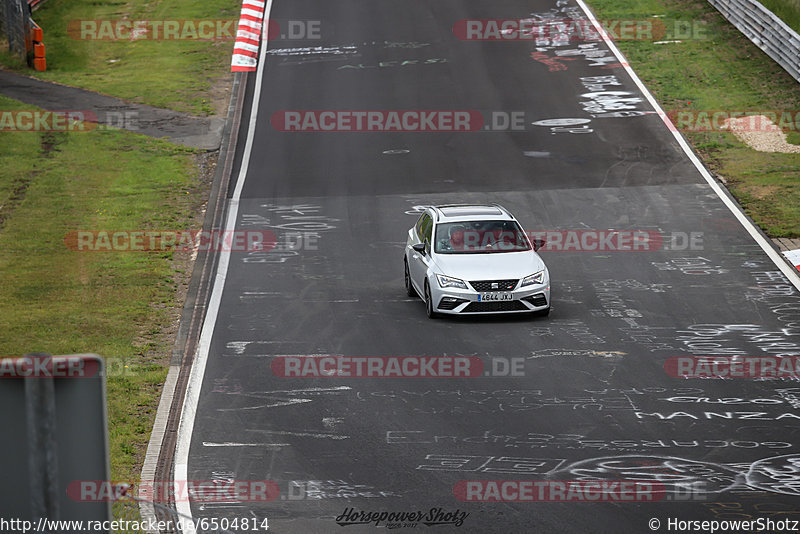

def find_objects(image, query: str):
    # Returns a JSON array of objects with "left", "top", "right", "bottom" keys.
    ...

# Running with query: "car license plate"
[{"left": 478, "top": 292, "right": 512, "bottom": 302}]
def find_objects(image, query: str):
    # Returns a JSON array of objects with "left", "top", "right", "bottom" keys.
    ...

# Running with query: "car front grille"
[
  {"left": 469, "top": 279, "right": 519, "bottom": 292},
  {"left": 463, "top": 301, "right": 529, "bottom": 313},
  {"left": 523, "top": 293, "right": 548, "bottom": 307}
]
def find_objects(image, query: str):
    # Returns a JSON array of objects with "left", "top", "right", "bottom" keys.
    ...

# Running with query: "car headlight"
[
  {"left": 436, "top": 274, "right": 468, "bottom": 290},
  {"left": 521, "top": 270, "right": 546, "bottom": 287}
]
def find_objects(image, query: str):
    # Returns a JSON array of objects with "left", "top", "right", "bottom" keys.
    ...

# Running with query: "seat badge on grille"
[{"left": 491, "top": 283, "right": 498, "bottom": 289}]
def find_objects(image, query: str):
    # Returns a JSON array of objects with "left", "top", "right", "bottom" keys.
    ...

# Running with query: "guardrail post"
[
  {"left": 1, "top": 0, "right": 44, "bottom": 69},
  {"left": 0, "top": 0, "right": 6, "bottom": 42},
  {"left": 3, "top": 0, "right": 26, "bottom": 55}
]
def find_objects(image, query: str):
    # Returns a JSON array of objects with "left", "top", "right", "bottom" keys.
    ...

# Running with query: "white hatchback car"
[{"left": 404, "top": 205, "right": 550, "bottom": 318}]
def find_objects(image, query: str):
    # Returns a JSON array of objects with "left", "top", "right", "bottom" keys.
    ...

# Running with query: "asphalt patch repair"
[{"left": 0, "top": 68, "right": 223, "bottom": 150}]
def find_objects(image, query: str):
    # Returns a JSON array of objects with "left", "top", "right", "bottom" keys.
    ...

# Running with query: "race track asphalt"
[{"left": 181, "top": 1, "right": 800, "bottom": 532}]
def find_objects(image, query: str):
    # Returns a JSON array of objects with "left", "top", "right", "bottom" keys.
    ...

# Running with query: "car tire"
[
  {"left": 424, "top": 281, "right": 439, "bottom": 319},
  {"left": 404, "top": 259, "right": 416, "bottom": 298},
  {"left": 533, "top": 306, "right": 551, "bottom": 318}
]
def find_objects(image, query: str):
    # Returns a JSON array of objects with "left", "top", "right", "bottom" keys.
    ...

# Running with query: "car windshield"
[{"left": 434, "top": 220, "right": 532, "bottom": 254}]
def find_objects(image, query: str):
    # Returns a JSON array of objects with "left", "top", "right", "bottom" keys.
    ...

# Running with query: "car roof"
[{"left": 430, "top": 204, "right": 515, "bottom": 222}]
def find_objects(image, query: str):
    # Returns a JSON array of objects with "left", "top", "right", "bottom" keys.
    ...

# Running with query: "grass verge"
[
  {"left": 0, "top": 0, "right": 238, "bottom": 114},
  {"left": 585, "top": 0, "right": 800, "bottom": 237},
  {"left": 0, "top": 92, "right": 206, "bottom": 484},
  {"left": 0, "top": 0, "right": 233, "bottom": 504}
]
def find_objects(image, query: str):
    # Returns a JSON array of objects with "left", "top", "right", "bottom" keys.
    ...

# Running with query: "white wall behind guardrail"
[{"left": 708, "top": 0, "right": 800, "bottom": 83}]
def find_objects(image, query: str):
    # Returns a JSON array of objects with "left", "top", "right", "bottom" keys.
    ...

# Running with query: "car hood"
[{"left": 431, "top": 250, "right": 547, "bottom": 282}]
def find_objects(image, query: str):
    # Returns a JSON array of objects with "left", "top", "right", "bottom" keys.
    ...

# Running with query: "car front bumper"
[{"left": 430, "top": 282, "right": 550, "bottom": 315}]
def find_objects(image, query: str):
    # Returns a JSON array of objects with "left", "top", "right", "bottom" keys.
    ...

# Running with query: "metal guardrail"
[
  {"left": 1, "top": 0, "right": 45, "bottom": 69},
  {"left": 708, "top": 0, "right": 800, "bottom": 83},
  {"left": 1, "top": 0, "right": 27, "bottom": 55}
]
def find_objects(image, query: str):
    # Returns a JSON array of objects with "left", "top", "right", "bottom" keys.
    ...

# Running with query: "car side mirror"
[
  {"left": 412, "top": 243, "right": 427, "bottom": 254},
  {"left": 532, "top": 238, "right": 546, "bottom": 252}
]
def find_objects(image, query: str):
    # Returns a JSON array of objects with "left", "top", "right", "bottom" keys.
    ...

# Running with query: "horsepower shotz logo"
[
  {"left": 271, "top": 110, "right": 483, "bottom": 131},
  {"left": 272, "top": 356, "right": 483, "bottom": 378},
  {"left": 335, "top": 507, "right": 469, "bottom": 527}
]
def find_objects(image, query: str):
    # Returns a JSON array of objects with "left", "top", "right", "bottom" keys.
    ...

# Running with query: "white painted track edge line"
[
  {"left": 573, "top": 0, "right": 800, "bottom": 291},
  {"left": 174, "top": 1, "right": 275, "bottom": 532}
]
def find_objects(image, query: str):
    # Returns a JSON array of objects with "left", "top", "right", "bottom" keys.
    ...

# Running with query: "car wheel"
[
  {"left": 424, "top": 281, "right": 438, "bottom": 319},
  {"left": 404, "top": 259, "right": 416, "bottom": 298},
  {"left": 533, "top": 306, "right": 550, "bottom": 318}
]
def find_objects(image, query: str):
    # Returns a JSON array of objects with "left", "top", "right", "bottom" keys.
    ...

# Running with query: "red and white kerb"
[{"left": 231, "top": 0, "right": 266, "bottom": 72}]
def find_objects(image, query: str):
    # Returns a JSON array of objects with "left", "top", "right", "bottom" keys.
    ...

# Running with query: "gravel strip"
[{"left": 722, "top": 115, "right": 800, "bottom": 153}]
